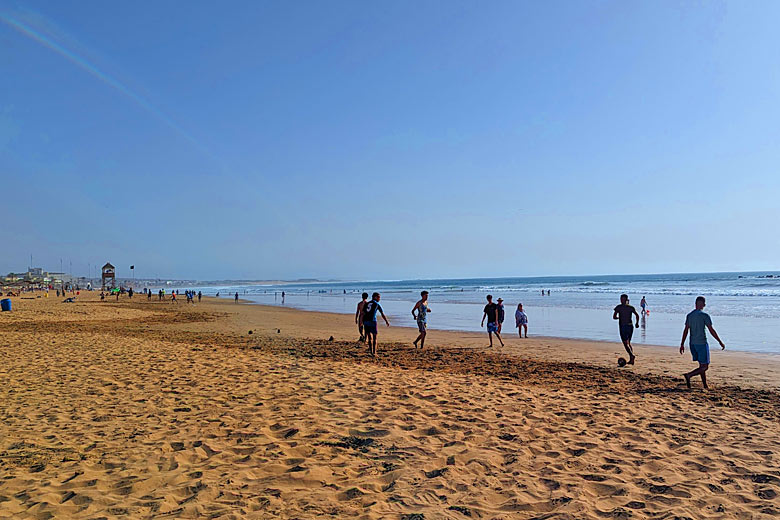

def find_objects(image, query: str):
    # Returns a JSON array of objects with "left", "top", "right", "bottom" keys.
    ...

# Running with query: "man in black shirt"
[
  {"left": 481, "top": 294, "right": 504, "bottom": 348},
  {"left": 613, "top": 294, "right": 640, "bottom": 365}
]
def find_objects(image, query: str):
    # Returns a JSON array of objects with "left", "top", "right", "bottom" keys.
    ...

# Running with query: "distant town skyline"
[{"left": 3, "top": 2, "right": 780, "bottom": 280}]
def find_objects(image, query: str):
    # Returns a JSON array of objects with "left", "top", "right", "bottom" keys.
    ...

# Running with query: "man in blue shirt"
[
  {"left": 680, "top": 296, "right": 726, "bottom": 389},
  {"left": 362, "top": 292, "right": 390, "bottom": 357}
]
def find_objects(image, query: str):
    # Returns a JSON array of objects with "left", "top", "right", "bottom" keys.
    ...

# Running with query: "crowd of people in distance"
[
  {"left": 96, "top": 287, "right": 204, "bottom": 304},
  {"left": 351, "top": 290, "right": 725, "bottom": 390}
]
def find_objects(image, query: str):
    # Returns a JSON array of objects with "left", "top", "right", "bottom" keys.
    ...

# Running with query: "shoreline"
[
  {"left": 215, "top": 299, "right": 780, "bottom": 390},
  {"left": 206, "top": 287, "right": 780, "bottom": 354},
  {"left": 242, "top": 300, "right": 737, "bottom": 352},
  {"left": 3, "top": 291, "right": 778, "bottom": 388}
]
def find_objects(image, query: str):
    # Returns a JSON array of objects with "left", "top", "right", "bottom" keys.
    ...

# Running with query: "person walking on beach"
[
  {"left": 234, "top": 292, "right": 239, "bottom": 303},
  {"left": 355, "top": 292, "right": 369, "bottom": 342},
  {"left": 515, "top": 303, "right": 528, "bottom": 338},
  {"left": 412, "top": 290, "right": 431, "bottom": 349},
  {"left": 363, "top": 292, "right": 390, "bottom": 357},
  {"left": 613, "top": 294, "right": 639, "bottom": 364},
  {"left": 640, "top": 296, "right": 648, "bottom": 315},
  {"left": 481, "top": 295, "right": 504, "bottom": 348},
  {"left": 198, "top": 291, "right": 202, "bottom": 303},
  {"left": 496, "top": 298, "right": 505, "bottom": 333},
  {"left": 171, "top": 292, "right": 177, "bottom": 303},
  {"left": 680, "top": 296, "right": 725, "bottom": 389}
]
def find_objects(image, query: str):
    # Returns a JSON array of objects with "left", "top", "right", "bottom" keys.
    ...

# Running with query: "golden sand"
[{"left": 1, "top": 293, "right": 779, "bottom": 519}]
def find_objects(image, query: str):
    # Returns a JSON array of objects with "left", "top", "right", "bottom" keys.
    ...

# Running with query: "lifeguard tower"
[{"left": 101, "top": 262, "right": 116, "bottom": 289}]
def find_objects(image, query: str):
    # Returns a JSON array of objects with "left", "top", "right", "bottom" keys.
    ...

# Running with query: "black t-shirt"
[
  {"left": 484, "top": 303, "right": 498, "bottom": 323},
  {"left": 363, "top": 300, "right": 383, "bottom": 322},
  {"left": 614, "top": 304, "right": 636, "bottom": 325}
]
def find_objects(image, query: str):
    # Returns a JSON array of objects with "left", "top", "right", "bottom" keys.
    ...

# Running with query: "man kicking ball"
[{"left": 680, "top": 296, "right": 725, "bottom": 389}]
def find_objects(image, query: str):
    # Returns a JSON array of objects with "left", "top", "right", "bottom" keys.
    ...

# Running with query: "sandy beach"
[{"left": 2, "top": 293, "right": 780, "bottom": 519}]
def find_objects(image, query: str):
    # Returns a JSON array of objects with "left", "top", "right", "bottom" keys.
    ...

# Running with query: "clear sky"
[{"left": 2, "top": 1, "right": 779, "bottom": 281}]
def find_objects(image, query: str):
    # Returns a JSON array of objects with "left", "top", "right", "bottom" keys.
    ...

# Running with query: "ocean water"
[{"left": 192, "top": 272, "right": 780, "bottom": 354}]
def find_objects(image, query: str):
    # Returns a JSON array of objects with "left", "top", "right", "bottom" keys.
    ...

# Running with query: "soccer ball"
[{"left": 617, "top": 357, "right": 627, "bottom": 367}]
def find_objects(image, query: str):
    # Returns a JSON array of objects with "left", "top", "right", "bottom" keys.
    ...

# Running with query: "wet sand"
[{"left": 1, "top": 293, "right": 779, "bottom": 519}]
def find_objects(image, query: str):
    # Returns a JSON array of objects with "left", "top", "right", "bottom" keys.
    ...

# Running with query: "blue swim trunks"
[
  {"left": 363, "top": 321, "right": 378, "bottom": 335},
  {"left": 690, "top": 343, "right": 710, "bottom": 364},
  {"left": 487, "top": 322, "right": 498, "bottom": 333}
]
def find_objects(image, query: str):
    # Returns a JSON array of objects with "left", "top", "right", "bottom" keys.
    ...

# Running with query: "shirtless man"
[
  {"left": 613, "top": 294, "right": 639, "bottom": 364},
  {"left": 412, "top": 290, "right": 431, "bottom": 349},
  {"left": 355, "top": 292, "right": 369, "bottom": 342}
]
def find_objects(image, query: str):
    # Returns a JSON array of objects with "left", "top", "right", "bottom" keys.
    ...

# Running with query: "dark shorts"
[
  {"left": 363, "top": 321, "right": 377, "bottom": 335},
  {"left": 417, "top": 320, "right": 427, "bottom": 333},
  {"left": 690, "top": 343, "right": 710, "bottom": 364},
  {"left": 619, "top": 323, "right": 634, "bottom": 342},
  {"left": 487, "top": 322, "right": 498, "bottom": 333}
]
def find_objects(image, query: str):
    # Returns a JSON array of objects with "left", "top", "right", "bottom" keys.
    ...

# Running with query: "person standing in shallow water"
[
  {"left": 613, "top": 294, "right": 639, "bottom": 364},
  {"left": 680, "top": 296, "right": 725, "bottom": 389},
  {"left": 412, "top": 290, "right": 431, "bottom": 349}
]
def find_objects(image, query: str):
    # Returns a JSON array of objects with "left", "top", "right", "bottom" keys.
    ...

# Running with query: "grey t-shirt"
[{"left": 685, "top": 309, "right": 712, "bottom": 345}]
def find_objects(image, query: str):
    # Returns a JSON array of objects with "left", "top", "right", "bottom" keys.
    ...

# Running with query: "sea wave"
[{"left": 552, "top": 287, "right": 780, "bottom": 297}]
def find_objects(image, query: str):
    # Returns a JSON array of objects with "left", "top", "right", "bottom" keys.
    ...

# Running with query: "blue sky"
[{"left": 2, "top": 1, "right": 779, "bottom": 281}]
